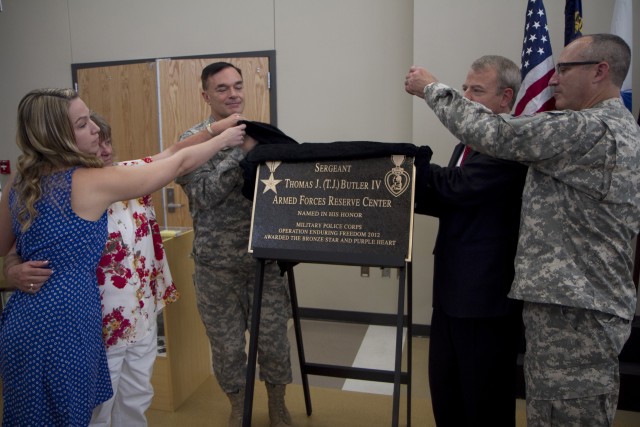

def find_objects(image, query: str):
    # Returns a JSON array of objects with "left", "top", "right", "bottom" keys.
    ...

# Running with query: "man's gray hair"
[
  {"left": 471, "top": 55, "right": 521, "bottom": 109},
  {"left": 579, "top": 34, "right": 631, "bottom": 88}
]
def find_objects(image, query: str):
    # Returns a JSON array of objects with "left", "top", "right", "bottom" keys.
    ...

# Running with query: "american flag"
[{"left": 514, "top": 0, "right": 556, "bottom": 116}]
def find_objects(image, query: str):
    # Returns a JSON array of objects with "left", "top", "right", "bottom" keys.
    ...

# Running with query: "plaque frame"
[{"left": 248, "top": 156, "right": 415, "bottom": 268}]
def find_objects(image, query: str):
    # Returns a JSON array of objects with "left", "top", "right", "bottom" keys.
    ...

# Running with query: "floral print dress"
[{"left": 97, "top": 158, "right": 179, "bottom": 350}]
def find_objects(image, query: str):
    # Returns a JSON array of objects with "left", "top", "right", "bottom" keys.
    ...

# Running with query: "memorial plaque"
[{"left": 249, "top": 155, "right": 415, "bottom": 267}]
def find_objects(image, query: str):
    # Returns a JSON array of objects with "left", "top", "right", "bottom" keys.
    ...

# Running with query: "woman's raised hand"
[{"left": 218, "top": 123, "right": 247, "bottom": 148}]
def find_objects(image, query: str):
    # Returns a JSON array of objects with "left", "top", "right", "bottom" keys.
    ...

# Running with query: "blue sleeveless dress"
[{"left": 1, "top": 168, "right": 112, "bottom": 426}]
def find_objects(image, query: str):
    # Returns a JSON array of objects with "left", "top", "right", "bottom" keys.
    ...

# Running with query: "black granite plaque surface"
[{"left": 249, "top": 155, "right": 415, "bottom": 267}]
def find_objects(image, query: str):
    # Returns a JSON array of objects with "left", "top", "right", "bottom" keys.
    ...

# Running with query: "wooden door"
[
  {"left": 75, "top": 62, "right": 159, "bottom": 163},
  {"left": 75, "top": 62, "right": 166, "bottom": 224},
  {"left": 74, "top": 54, "right": 272, "bottom": 229},
  {"left": 158, "top": 56, "right": 271, "bottom": 228}
]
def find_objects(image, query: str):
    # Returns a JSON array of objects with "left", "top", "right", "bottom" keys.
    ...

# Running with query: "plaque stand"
[{"left": 242, "top": 256, "right": 413, "bottom": 427}]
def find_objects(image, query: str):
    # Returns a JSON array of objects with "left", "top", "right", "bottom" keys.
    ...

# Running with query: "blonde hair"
[{"left": 13, "top": 88, "right": 103, "bottom": 231}]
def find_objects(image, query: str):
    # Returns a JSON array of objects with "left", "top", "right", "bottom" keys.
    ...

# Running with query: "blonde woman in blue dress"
[{"left": 0, "top": 88, "right": 245, "bottom": 426}]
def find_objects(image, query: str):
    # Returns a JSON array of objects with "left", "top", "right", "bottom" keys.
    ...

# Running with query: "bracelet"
[{"left": 206, "top": 122, "right": 215, "bottom": 136}]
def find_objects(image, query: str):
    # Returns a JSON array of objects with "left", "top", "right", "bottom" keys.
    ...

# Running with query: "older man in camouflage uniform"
[
  {"left": 405, "top": 34, "right": 640, "bottom": 426},
  {"left": 175, "top": 62, "right": 293, "bottom": 427}
]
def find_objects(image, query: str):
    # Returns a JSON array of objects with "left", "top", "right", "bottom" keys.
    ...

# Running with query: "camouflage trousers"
[
  {"left": 522, "top": 302, "right": 632, "bottom": 427},
  {"left": 193, "top": 260, "right": 293, "bottom": 393}
]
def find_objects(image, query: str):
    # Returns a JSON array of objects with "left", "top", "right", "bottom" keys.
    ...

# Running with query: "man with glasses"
[{"left": 405, "top": 34, "right": 640, "bottom": 426}]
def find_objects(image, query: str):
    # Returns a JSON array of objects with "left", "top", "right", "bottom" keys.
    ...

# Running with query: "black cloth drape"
[{"left": 240, "top": 120, "right": 432, "bottom": 201}]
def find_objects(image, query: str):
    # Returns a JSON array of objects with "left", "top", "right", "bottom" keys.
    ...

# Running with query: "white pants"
[{"left": 90, "top": 321, "right": 158, "bottom": 427}]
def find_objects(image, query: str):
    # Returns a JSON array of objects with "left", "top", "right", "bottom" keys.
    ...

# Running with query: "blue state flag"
[
  {"left": 611, "top": 0, "right": 632, "bottom": 111},
  {"left": 564, "top": 0, "right": 583, "bottom": 46}
]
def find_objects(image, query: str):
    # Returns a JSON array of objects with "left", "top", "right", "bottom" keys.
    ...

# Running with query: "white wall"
[{"left": 0, "top": 0, "right": 638, "bottom": 324}]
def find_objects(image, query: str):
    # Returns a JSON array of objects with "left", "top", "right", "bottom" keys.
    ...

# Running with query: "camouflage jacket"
[
  {"left": 425, "top": 82, "right": 640, "bottom": 320},
  {"left": 175, "top": 119, "right": 254, "bottom": 268}
]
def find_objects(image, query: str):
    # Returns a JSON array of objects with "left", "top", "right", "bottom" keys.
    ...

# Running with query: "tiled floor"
[
  {"left": 0, "top": 318, "right": 637, "bottom": 425},
  {"left": 146, "top": 319, "right": 640, "bottom": 426}
]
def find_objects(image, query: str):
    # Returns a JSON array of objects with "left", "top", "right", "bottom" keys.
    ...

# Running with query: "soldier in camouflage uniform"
[
  {"left": 175, "top": 62, "right": 293, "bottom": 427},
  {"left": 405, "top": 34, "right": 640, "bottom": 426}
]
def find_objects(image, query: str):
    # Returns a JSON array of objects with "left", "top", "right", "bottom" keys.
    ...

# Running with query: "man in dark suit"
[{"left": 413, "top": 55, "right": 528, "bottom": 426}]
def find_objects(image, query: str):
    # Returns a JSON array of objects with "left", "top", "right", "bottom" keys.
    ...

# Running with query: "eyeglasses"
[{"left": 555, "top": 61, "right": 600, "bottom": 74}]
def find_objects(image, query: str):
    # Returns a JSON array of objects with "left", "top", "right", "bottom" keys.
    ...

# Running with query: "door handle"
[{"left": 165, "top": 187, "right": 183, "bottom": 213}]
